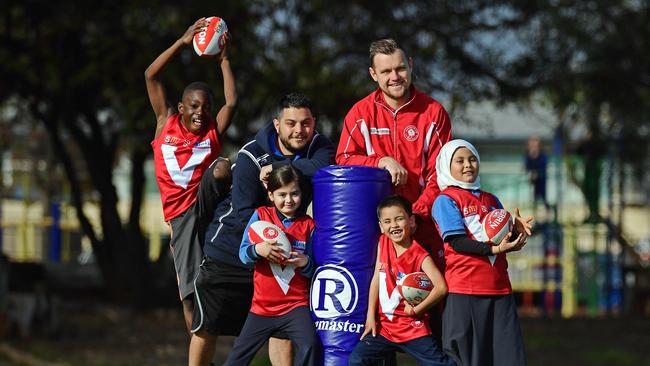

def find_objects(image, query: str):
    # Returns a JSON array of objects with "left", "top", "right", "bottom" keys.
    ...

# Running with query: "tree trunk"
[
  {"left": 36, "top": 102, "right": 156, "bottom": 307},
  {"left": 126, "top": 147, "right": 155, "bottom": 309}
]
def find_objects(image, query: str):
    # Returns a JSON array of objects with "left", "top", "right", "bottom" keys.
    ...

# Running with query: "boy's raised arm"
[
  {"left": 214, "top": 32, "right": 238, "bottom": 135},
  {"left": 145, "top": 18, "right": 207, "bottom": 138}
]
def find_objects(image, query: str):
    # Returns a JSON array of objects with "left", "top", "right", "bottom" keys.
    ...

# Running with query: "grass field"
[{"left": 2, "top": 300, "right": 649, "bottom": 366}]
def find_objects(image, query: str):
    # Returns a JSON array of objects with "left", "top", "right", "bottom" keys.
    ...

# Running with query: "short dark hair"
[
  {"left": 267, "top": 165, "right": 303, "bottom": 193},
  {"left": 182, "top": 81, "right": 215, "bottom": 104},
  {"left": 369, "top": 39, "right": 404, "bottom": 67},
  {"left": 377, "top": 195, "right": 413, "bottom": 218},
  {"left": 277, "top": 92, "right": 312, "bottom": 117}
]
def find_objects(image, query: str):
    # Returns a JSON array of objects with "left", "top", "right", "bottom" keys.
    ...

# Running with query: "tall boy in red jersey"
[{"left": 145, "top": 17, "right": 237, "bottom": 333}]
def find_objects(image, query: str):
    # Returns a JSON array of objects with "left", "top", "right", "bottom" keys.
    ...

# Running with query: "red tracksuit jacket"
[{"left": 336, "top": 86, "right": 452, "bottom": 221}]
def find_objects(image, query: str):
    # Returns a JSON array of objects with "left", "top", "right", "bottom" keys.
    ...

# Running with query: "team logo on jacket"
[
  {"left": 403, "top": 125, "right": 419, "bottom": 141},
  {"left": 310, "top": 264, "right": 358, "bottom": 319}
]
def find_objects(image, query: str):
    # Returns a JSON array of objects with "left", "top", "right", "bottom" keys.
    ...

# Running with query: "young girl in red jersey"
[
  {"left": 432, "top": 139, "right": 533, "bottom": 366},
  {"left": 223, "top": 165, "right": 318, "bottom": 366}
]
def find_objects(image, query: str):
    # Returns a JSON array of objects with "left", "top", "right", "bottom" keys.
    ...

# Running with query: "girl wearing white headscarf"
[{"left": 431, "top": 139, "right": 532, "bottom": 366}]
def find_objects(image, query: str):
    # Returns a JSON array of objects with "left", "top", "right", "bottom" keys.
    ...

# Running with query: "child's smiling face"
[
  {"left": 268, "top": 180, "right": 302, "bottom": 218},
  {"left": 378, "top": 205, "right": 415, "bottom": 246},
  {"left": 178, "top": 89, "right": 213, "bottom": 134},
  {"left": 450, "top": 147, "right": 479, "bottom": 184}
]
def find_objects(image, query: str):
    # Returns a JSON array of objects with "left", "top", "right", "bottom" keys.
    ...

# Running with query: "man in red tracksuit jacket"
[
  {"left": 336, "top": 38, "right": 452, "bottom": 266},
  {"left": 337, "top": 39, "right": 452, "bottom": 350}
]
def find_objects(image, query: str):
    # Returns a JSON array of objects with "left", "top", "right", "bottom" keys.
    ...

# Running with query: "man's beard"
[{"left": 279, "top": 134, "right": 308, "bottom": 154}]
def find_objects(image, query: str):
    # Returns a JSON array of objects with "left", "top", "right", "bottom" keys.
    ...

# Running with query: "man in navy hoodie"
[{"left": 188, "top": 92, "right": 335, "bottom": 366}]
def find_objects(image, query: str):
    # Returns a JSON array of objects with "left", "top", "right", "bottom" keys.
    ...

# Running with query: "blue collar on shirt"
[
  {"left": 274, "top": 207, "right": 300, "bottom": 228},
  {"left": 269, "top": 131, "right": 303, "bottom": 161}
]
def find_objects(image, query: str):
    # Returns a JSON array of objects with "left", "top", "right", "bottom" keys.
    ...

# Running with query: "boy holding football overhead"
[
  {"left": 144, "top": 16, "right": 236, "bottom": 345},
  {"left": 349, "top": 195, "right": 454, "bottom": 366},
  {"left": 432, "top": 139, "right": 533, "bottom": 366}
]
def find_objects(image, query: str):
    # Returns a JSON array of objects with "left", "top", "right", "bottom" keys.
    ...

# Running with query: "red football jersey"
[
  {"left": 376, "top": 235, "right": 432, "bottom": 343},
  {"left": 250, "top": 207, "right": 315, "bottom": 316},
  {"left": 151, "top": 113, "right": 220, "bottom": 221},
  {"left": 438, "top": 186, "right": 512, "bottom": 295}
]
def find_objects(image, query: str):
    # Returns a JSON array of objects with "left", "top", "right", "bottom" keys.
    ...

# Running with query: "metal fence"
[
  {"left": 0, "top": 155, "right": 642, "bottom": 317},
  {"left": 0, "top": 200, "right": 170, "bottom": 264}
]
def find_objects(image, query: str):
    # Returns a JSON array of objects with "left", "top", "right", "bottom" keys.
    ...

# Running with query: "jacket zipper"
[{"left": 375, "top": 94, "right": 415, "bottom": 163}]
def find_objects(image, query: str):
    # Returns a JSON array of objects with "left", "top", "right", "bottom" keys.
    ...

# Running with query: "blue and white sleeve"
[
  {"left": 432, "top": 195, "right": 467, "bottom": 241},
  {"left": 239, "top": 211, "right": 261, "bottom": 265}
]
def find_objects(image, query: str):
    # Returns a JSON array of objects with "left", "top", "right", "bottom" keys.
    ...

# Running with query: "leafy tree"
[
  {"left": 4, "top": 0, "right": 647, "bottom": 306},
  {"left": 506, "top": 1, "right": 650, "bottom": 221},
  {"left": 1, "top": 0, "right": 530, "bottom": 306}
]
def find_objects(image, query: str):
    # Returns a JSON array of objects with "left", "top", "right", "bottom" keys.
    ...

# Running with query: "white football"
[
  {"left": 248, "top": 220, "right": 291, "bottom": 258},
  {"left": 481, "top": 209, "right": 514, "bottom": 245},
  {"left": 193, "top": 17, "right": 228, "bottom": 57},
  {"left": 398, "top": 272, "right": 433, "bottom": 306}
]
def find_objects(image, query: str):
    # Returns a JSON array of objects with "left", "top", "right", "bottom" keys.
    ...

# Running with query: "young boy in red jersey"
[
  {"left": 144, "top": 17, "right": 237, "bottom": 334},
  {"left": 349, "top": 195, "right": 455, "bottom": 366},
  {"left": 432, "top": 139, "right": 533, "bottom": 366}
]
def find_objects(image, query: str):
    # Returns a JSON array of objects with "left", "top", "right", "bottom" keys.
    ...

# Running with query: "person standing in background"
[{"left": 524, "top": 136, "right": 550, "bottom": 212}]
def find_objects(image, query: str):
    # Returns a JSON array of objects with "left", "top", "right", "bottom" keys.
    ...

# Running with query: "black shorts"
[
  {"left": 190, "top": 257, "right": 292, "bottom": 338},
  {"left": 191, "top": 257, "right": 254, "bottom": 336}
]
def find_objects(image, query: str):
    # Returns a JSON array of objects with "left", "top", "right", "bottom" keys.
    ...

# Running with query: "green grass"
[
  {"left": 524, "top": 334, "right": 564, "bottom": 349},
  {"left": 582, "top": 348, "right": 648, "bottom": 366}
]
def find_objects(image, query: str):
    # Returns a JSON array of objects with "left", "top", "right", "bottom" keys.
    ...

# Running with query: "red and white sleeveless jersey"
[
  {"left": 438, "top": 186, "right": 512, "bottom": 295},
  {"left": 151, "top": 113, "right": 220, "bottom": 221},
  {"left": 250, "top": 207, "right": 315, "bottom": 316},
  {"left": 377, "top": 235, "right": 432, "bottom": 343}
]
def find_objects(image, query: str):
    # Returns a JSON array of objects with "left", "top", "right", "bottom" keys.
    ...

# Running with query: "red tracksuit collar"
[{"left": 372, "top": 85, "right": 418, "bottom": 112}]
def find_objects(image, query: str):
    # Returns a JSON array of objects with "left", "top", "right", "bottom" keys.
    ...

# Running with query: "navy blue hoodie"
[{"left": 203, "top": 122, "right": 335, "bottom": 271}]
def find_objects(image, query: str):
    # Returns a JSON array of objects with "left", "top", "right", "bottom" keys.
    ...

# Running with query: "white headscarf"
[{"left": 436, "top": 139, "right": 481, "bottom": 191}]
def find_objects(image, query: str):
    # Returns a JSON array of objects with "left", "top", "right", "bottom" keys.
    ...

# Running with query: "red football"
[
  {"left": 481, "top": 209, "right": 513, "bottom": 245},
  {"left": 398, "top": 272, "right": 433, "bottom": 306},
  {"left": 193, "top": 17, "right": 228, "bottom": 57},
  {"left": 248, "top": 221, "right": 291, "bottom": 258}
]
